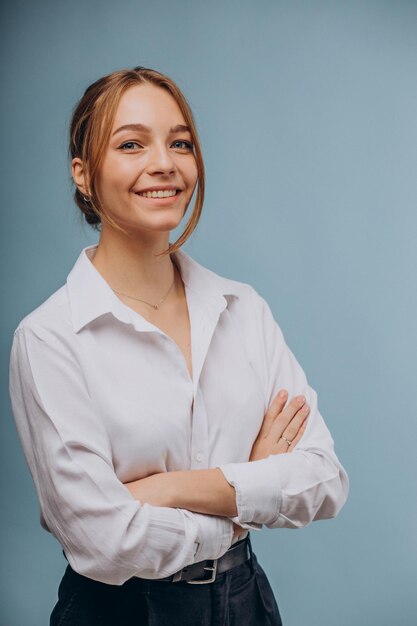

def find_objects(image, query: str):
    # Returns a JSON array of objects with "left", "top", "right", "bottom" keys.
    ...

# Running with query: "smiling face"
[{"left": 77, "top": 83, "right": 199, "bottom": 237}]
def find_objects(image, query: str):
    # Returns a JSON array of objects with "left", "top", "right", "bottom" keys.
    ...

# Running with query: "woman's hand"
[
  {"left": 232, "top": 389, "right": 309, "bottom": 541},
  {"left": 249, "top": 389, "right": 309, "bottom": 461}
]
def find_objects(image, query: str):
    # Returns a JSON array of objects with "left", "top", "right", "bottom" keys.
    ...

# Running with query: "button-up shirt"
[{"left": 8, "top": 244, "right": 349, "bottom": 585}]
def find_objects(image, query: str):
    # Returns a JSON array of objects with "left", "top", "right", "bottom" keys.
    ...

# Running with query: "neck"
[{"left": 90, "top": 227, "right": 179, "bottom": 304}]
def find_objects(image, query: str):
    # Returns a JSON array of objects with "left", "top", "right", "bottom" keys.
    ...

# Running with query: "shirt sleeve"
[
  {"left": 217, "top": 287, "right": 349, "bottom": 529},
  {"left": 9, "top": 324, "right": 233, "bottom": 585}
]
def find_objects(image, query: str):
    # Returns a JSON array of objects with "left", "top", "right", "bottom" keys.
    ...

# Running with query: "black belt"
[{"left": 153, "top": 534, "right": 251, "bottom": 584}]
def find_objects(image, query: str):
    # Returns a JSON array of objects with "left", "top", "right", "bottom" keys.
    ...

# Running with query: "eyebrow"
[{"left": 112, "top": 123, "right": 191, "bottom": 137}]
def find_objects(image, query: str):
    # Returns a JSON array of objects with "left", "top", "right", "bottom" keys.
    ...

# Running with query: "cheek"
[
  {"left": 108, "top": 162, "right": 133, "bottom": 185},
  {"left": 97, "top": 161, "right": 135, "bottom": 196},
  {"left": 185, "top": 159, "right": 198, "bottom": 190}
]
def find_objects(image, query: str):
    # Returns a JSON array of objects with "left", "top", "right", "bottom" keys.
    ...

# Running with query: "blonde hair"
[{"left": 69, "top": 66, "right": 205, "bottom": 257}]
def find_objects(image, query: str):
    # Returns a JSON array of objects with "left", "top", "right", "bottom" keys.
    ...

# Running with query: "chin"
[
  {"left": 145, "top": 209, "right": 187, "bottom": 230},
  {"left": 128, "top": 218, "right": 183, "bottom": 235},
  {"left": 111, "top": 207, "right": 185, "bottom": 232}
]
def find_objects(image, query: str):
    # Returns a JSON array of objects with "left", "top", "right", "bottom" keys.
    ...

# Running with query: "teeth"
[{"left": 138, "top": 189, "right": 178, "bottom": 198}]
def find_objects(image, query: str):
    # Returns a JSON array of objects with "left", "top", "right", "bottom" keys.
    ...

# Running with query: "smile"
[{"left": 137, "top": 189, "right": 179, "bottom": 198}]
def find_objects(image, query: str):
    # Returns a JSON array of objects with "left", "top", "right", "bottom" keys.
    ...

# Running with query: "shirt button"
[{"left": 196, "top": 453, "right": 203, "bottom": 462}]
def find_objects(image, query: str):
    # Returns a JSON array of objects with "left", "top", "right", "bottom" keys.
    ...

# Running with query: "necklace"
[{"left": 112, "top": 268, "right": 176, "bottom": 310}]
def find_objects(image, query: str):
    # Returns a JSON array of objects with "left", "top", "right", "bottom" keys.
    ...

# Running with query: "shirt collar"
[{"left": 66, "top": 244, "right": 240, "bottom": 334}]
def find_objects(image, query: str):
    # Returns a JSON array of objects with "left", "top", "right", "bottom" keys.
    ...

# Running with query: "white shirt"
[{"left": 9, "top": 244, "right": 349, "bottom": 586}]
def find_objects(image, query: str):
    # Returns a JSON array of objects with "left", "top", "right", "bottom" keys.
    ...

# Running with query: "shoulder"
[{"left": 13, "top": 284, "right": 72, "bottom": 343}]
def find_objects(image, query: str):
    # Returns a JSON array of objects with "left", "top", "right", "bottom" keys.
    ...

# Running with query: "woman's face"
[{"left": 91, "top": 83, "right": 198, "bottom": 235}]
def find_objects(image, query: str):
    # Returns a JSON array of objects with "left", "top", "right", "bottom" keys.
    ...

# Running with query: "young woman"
[{"left": 9, "top": 66, "right": 349, "bottom": 625}]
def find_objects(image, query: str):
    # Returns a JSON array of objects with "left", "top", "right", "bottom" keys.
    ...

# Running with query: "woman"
[{"left": 9, "top": 66, "right": 349, "bottom": 625}]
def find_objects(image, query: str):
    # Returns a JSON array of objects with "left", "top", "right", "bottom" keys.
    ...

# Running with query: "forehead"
[{"left": 112, "top": 83, "right": 186, "bottom": 129}]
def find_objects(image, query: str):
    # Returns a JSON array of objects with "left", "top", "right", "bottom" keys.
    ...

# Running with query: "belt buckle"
[{"left": 186, "top": 559, "right": 218, "bottom": 584}]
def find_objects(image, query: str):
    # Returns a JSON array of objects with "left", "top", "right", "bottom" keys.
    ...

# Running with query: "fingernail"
[
  {"left": 279, "top": 390, "right": 287, "bottom": 398},
  {"left": 297, "top": 395, "right": 305, "bottom": 403}
]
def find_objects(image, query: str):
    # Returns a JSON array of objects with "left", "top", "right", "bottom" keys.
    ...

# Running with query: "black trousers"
[{"left": 50, "top": 535, "right": 282, "bottom": 626}]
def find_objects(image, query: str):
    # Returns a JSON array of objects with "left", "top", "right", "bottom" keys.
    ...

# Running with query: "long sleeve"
[
  {"left": 9, "top": 324, "right": 233, "bottom": 585},
  {"left": 217, "top": 287, "right": 349, "bottom": 529}
]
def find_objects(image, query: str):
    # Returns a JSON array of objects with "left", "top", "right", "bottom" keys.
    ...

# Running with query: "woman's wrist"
[{"left": 166, "top": 468, "right": 238, "bottom": 517}]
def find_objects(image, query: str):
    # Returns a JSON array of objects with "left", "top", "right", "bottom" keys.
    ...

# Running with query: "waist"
[{"left": 62, "top": 531, "right": 251, "bottom": 585}]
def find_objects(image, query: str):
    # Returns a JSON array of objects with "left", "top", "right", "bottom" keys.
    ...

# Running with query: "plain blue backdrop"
[{"left": 1, "top": 1, "right": 416, "bottom": 625}]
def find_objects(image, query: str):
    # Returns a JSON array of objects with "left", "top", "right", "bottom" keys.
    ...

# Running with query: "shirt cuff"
[
  {"left": 216, "top": 458, "right": 282, "bottom": 526},
  {"left": 188, "top": 512, "right": 234, "bottom": 563}
]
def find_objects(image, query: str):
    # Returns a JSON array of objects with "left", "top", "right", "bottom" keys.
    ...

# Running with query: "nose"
[{"left": 147, "top": 142, "right": 176, "bottom": 175}]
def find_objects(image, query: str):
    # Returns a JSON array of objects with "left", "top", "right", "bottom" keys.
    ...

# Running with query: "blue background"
[{"left": 1, "top": 1, "right": 416, "bottom": 624}]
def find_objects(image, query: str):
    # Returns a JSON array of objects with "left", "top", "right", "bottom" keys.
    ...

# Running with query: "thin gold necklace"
[{"left": 112, "top": 268, "right": 176, "bottom": 310}]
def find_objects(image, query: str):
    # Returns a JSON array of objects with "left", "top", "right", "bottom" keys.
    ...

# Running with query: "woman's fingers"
[
  {"left": 269, "top": 396, "right": 309, "bottom": 454},
  {"left": 281, "top": 400, "right": 310, "bottom": 442},
  {"left": 249, "top": 390, "right": 309, "bottom": 461},
  {"left": 273, "top": 413, "right": 308, "bottom": 454},
  {"left": 259, "top": 389, "right": 288, "bottom": 436},
  {"left": 268, "top": 395, "right": 308, "bottom": 442}
]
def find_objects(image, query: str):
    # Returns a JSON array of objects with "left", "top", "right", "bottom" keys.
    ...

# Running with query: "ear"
[{"left": 72, "top": 158, "right": 90, "bottom": 197}]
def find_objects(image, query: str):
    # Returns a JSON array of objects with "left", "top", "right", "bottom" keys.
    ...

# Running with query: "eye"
[
  {"left": 118, "top": 141, "right": 142, "bottom": 151},
  {"left": 172, "top": 140, "right": 194, "bottom": 151}
]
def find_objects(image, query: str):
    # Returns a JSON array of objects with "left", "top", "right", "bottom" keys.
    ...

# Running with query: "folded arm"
[
  {"left": 124, "top": 390, "right": 309, "bottom": 536},
  {"left": 127, "top": 288, "right": 349, "bottom": 531}
]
